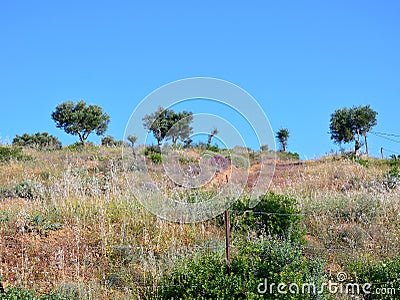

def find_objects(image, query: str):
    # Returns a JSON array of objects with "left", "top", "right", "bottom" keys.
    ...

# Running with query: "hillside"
[{"left": 0, "top": 146, "right": 399, "bottom": 299}]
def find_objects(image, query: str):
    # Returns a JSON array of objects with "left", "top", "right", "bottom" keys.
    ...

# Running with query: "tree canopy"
[
  {"left": 101, "top": 135, "right": 124, "bottom": 147},
  {"left": 51, "top": 100, "right": 110, "bottom": 147},
  {"left": 127, "top": 135, "right": 137, "bottom": 147},
  {"left": 142, "top": 106, "right": 193, "bottom": 147},
  {"left": 12, "top": 132, "right": 62, "bottom": 150},
  {"left": 329, "top": 105, "right": 377, "bottom": 155},
  {"left": 276, "top": 128, "right": 290, "bottom": 152}
]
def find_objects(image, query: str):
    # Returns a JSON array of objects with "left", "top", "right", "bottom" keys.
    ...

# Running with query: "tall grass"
[{"left": 0, "top": 147, "right": 399, "bottom": 298}]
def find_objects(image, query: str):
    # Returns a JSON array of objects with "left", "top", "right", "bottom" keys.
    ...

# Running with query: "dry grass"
[{"left": 0, "top": 147, "right": 399, "bottom": 298}]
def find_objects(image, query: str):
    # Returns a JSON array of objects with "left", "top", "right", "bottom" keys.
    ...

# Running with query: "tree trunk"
[
  {"left": 364, "top": 134, "right": 369, "bottom": 156},
  {"left": 283, "top": 143, "right": 287, "bottom": 153},
  {"left": 355, "top": 131, "right": 361, "bottom": 155},
  {"left": 78, "top": 133, "right": 86, "bottom": 147},
  {"left": 355, "top": 140, "right": 361, "bottom": 155},
  {"left": 207, "top": 134, "right": 213, "bottom": 147}
]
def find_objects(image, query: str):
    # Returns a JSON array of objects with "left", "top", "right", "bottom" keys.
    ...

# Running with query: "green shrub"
[
  {"left": 158, "top": 238, "right": 326, "bottom": 299},
  {"left": 229, "top": 192, "right": 304, "bottom": 242},
  {"left": 0, "top": 146, "right": 30, "bottom": 162},
  {"left": 66, "top": 141, "right": 96, "bottom": 151},
  {"left": 341, "top": 152, "right": 370, "bottom": 167},
  {"left": 12, "top": 132, "right": 62, "bottom": 150},
  {"left": 15, "top": 180, "right": 42, "bottom": 199},
  {"left": 276, "top": 151, "right": 300, "bottom": 161},
  {"left": 206, "top": 144, "right": 220, "bottom": 152},
  {"left": 388, "top": 154, "right": 400, "bottom": 167},
  {"left": 0, "top": 286, "right": 65, "bottom": 300},
  {"left": 21, "top": 213, "right": 63, "bottom": 235},
  {"left": 346, "top": 256, "right": 400, "bottom": 299},
  {"left": 144, "top": 145, "right": 163, "bottom": 164},
  {"left": 147, "top": 152, "right": 163, "bottom": 164},
  {"left": 354, "top": 157, "right": 369, "bottom": 168},
  {"left": 144, "top": 145, "right": 161, "bottom": 155},
  {"left": 178, "top": 156, "right": 198, "bottom": 165}
]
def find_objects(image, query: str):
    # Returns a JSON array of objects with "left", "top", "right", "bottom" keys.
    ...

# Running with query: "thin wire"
[
  {"left": 371, "top": 132, "right": 400, "bottom": 144},
  {"left": 230, "top": 209, "right": 306, "bottom": 216},
  {"left": 372, "top": 131, "right": 400, "bottom": 138},
  {"left": 382, "top": 147, "right": 400, "bottom": 155}
]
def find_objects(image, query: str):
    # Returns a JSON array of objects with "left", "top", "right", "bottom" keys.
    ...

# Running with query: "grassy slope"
[{"left": 0, "top": 146, "right": 399, "bottom": 298}]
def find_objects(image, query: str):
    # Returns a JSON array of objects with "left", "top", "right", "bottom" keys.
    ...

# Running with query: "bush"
[
  {"left": 0, "top": 146, "right": 30, "bottom": 162},
  {"left": 15, "top": 180, "right": 42, "bottom": 199},
  {"left": 0, "top": 286, "right": 65, "bottom": 300},
  {"left": 276, "top": 151, "right": 300, "bottom": 161},
  {"left": 22, "top": 213, "right": 63, "bottom": 235},
  {"left": 12, "top": 132, "right": 62, "bottom": 150},
  {"left": 388, "top": 154, "right": 400, "bottom": 167},
  {"left": 229, "top": 192, "right": 304, "bottom": 242},
  {"left": 148, "top": 152, "right": 163, "bottom": 164},
  {"left": 144, "top": 145, "right": 161, "bottom": 155},
  {"left": 101, "top": 135, "right": 124, "bottom": 147},
  {"left": 206, "top": 144, "right": 220, "bottom": 152},
  {"left": 158, "top": 238, "right": 326, "bottom": 299},
  {"left": 67, "top": 141, "right": 96, "bottom": 151},
  {"left": 144, "top": 145, "right": 163, "bottom": 164},
  {"left": 346, "top": 256, "right": 400, "bottom": 299}
]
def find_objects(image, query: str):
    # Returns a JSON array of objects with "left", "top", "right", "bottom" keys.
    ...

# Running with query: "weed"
[
  {"left": 0, "top": 146, "right": 30, "bottom": 162},
  {"left": 15, "top": 180, "right": 43, "bottom": 199}
]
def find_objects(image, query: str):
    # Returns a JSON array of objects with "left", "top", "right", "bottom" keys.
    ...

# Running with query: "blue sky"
[{"left": 1, "top": 1, "right": 399, "bottom": 159}]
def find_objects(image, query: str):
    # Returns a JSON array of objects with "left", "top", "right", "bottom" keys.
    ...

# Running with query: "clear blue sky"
[{"left": 1, "top": 1, "right": 399, "bottom": 159}]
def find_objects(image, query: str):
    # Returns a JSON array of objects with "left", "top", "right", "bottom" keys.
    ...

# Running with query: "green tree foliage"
[
  {"left": 51, "top": 100, "right": 110, "bottom": 147},
  {"left": 276, "top": 128, "right": 290, "bottom": 152},
  {"left": 12, "top": 132, "right": 61, "bottom": 150},
  {"left": 167, "top": 111, "right": 194, "bottom": 145},
  {"left": 101, "top": 135, "right": 124, "bottom": 147},
  {"left": 352, "top": 105, "right": 378, "bottom": 156},
  {"left": 329, "top": 105, "right": 377, "bottom": 155},
  {"left": 142, "top": 106, "right": 193, "bottom": 147},
  {"left": 127, "top": 135, "right": 137, "bottom": 147},
  {"left": 329, "top": 107, "right": 354, "bottom": 146}
]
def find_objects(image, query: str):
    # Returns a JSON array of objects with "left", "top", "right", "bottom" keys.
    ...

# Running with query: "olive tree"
[
  {"left": 142, "top": 106, "right": 193, "bottom": 147},
  {"left": 329, "top": 105, "right": 377, "bottom": 155},
  {"left": 52, "top": 100, "right": 110, "bottom": 147}
]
